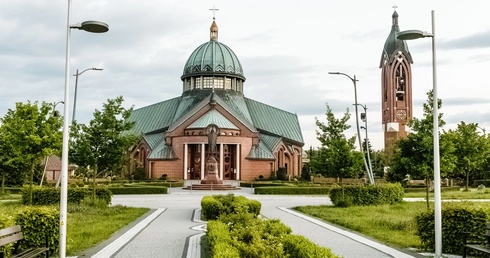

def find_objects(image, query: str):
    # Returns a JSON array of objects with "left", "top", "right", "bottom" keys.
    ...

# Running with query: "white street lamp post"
[
  {"left": 60, "top": 1, "right": 108, "bottom": 257},
  {"left": 357, "top": 103, "right": 374, "bottom": 178},
  {"left": 72, "top": 67, "right": 103, "bottom": 122},
  {"left": 398, "top": 10, "right": 440, "bottom": 257},
  {"left": 328, "top": 72, "right": 374, "bottom": 184}
]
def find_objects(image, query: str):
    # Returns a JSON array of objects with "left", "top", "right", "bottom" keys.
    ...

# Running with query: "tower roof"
[
  {"left": 379, "top": 11, "right": 413, "bottom": 68},
  {"left": 181, "top": 17, "right": 245, "bottom": 81}
]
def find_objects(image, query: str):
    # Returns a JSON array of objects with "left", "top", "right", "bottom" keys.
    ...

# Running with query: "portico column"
[
  {"left": 219, "top": 143, "right": 224, "bottom": 179},
  {"left": 201, "top": 143, "right": 205, "bottom": 180},
  {"left": 236, "top": 144, "right": 240, "bottom": 180},
  {"left": 184, "top": 144, "right": 188, "bottom": 180}
]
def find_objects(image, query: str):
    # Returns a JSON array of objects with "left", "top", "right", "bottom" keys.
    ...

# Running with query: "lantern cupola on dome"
[{"left": 181, "top": 16, "right": 245, "bottom": 93}]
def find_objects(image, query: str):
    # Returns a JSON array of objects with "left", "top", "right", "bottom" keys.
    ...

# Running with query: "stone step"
[{"left": 184, "top": 184, "right": 241, "bottom": 191}]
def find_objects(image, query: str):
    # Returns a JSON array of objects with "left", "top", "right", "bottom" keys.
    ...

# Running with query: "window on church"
[
  {"left": 195, "top": 78, "right": 202, "bottom": 89},
  {"left": 396, "top": 66, "right": 405, "bottom": 101},
  {"left": 213, "top": 77, "right": 224, "bottom": 89},
  {"left": 225, "top": 78, "right": 232, "bottom": 90},
  {"left": 203, "top": 77, "right": 213, "bottom": 88}
]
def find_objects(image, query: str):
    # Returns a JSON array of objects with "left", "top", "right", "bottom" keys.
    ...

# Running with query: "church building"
[
  {"left": 380, "top": 9, "right": 413, "bottom": 153},
  {"left": 126, "top": 16, "right": 304, "bottom": 182}
]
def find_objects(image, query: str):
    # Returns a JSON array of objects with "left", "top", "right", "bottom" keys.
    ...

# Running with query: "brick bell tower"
[{"left": 380, "top": 9, "right": 413, "bottom": 153}]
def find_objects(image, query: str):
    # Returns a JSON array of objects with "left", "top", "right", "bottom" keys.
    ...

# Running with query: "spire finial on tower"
[
  {"left": 209, "top": 5, "right": 219, "bottom": 41},
  {"left": 210, "top": 5, "right": 219, "bottom": 20}
]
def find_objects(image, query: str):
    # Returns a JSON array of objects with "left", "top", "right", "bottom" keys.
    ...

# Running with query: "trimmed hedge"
[
  {"left": 15, "top": 206, "right": 59, "bottom": 255},
  {"left": 107, "top": 186, "right": 167, "bottom": 195},
  {"left": 201, "top": 194, "right": 261, "bottom": 220},
  {"left": 283, "top": 234, "right": 338, "bottom": 257},
  {"left": 329, "top": 183, "right": 404, "bottom": 206},
  {"left": 22, "top": 187, "right": 112, "bottom": 205},
  {"left": 240, "top": 182, "right": 289, "bottom": 188},
  {"left": 254, "top": 186, "right": 330, "bottom": 195},
  {"left": 205, "top": 196, "right": 339, "bottom": 258},
  {"left": 416, "top": 202, "right": 490, "bottom": 254},
  {"left": 404, "top": 186, "right": 461, "bottom": 193}
]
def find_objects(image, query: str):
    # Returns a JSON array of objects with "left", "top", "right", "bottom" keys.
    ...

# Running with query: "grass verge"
[
  {"left": 293, "top": 202, "right": 427, "bottom": 249},
  {"left": 0, "top": 199, "right": 149, "bottom": 256}
]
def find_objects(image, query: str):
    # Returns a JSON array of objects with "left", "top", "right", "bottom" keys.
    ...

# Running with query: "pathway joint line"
[{"left": 91, "top": 208, "right": 167, "bottom": 258}]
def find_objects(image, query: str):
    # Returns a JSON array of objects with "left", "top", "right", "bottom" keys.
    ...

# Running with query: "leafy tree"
[
  {"left": 0, "top": 101, "right": 62, "bottom": 203},
  {"left": 301, "top": 163, "right": 311, "bottom": 181},
  {"left": 315, "top": 104, "right": 363, "bottom": 184},
  {"left": 388, "top": 90, "right": 455, "bottom": 208},
  {"left": 445, "top": 122, "right": 489, "bottom": 190},
  {"left": 371, "top": 150, "right": 386, "bottom": 179},
  {"left": 69, "top": 96, "right": 137, "bottom": 202}
]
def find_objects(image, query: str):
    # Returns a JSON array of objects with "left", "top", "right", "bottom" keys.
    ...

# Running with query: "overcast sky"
[{"left": 1, "top": 1, "right": 490, "bottom": 151}]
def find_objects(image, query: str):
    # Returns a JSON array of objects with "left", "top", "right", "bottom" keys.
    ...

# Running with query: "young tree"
[
  {"left": 0, "top": 101, "right": 62, "bottom": 203},
  {"left": 446, "top": 122, "right": 489, "bottom": 190},
  {"left": 389, "top": 90, "right": 455, "bottom": 208},
  {"left": 315, "top": 104, "right": 363, "bottom": 184},
  {"left": 69, "top": 96, "right": 137, "bottom": 202}
]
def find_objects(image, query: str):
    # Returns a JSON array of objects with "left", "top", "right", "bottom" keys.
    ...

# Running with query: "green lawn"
[
  {"left": 294, "top": 202, "right": 426, "bottom": 249},
  {"left": 0, "top": 195, "right": 149, "bottom": 256}
]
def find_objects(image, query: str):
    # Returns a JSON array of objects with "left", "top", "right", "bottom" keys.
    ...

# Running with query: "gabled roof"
[
  {"left": 168, "top": 91, "right": 256, "bottom": 132},
  {"left": 127, "top": 90, "right": 304, "bottom": 153},
  {"left": 148, "top": 138, "right": 177, "bottom": 160},
  {"left": 128, "top": 97, "right": 181, "bottom": 135},
  {"left": 245, "top": 98, "right": 304, "bottom": 145},
  {"left": 246, "top": 140, "right": 275, "bottom": 160},
  {"left": 187, "top": 109, "right": 238, "bottom": 129}
]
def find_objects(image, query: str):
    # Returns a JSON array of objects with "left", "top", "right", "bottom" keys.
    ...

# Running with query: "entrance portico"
[{"left": 184, "top": 143, "right": 240, "bottom": 180}]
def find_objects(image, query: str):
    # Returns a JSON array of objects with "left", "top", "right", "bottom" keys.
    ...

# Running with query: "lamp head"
[
  {"left": 397, "top": 30, "right": 433, "bottom": 40},
  {"left": 80, "top": 21, "right": 109, "bottom": 33}
]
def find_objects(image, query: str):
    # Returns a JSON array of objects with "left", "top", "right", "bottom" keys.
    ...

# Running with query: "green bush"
[
  {"left": 276, "top": 167, "right": 287, "bottom": 181},
  {"left": 283, "top": 234, "right": 338, "bottom": 258},
  {"left": 201, "top": 194, "right": 261, "bottom": 220},
  {"left": 15, "top": 206, "right": 59, "bottom": 255},
  {"left": 416, "top": 202, "right": 490, "bottom": 254},
  {"left": 107, "top": 186, "right": 167, "bottom": 195},
  {"left": 254, "top": 186, "right": 330, "bottom": 195},
  {"left": 474, "top": 179, "right": 490, "bottom": 187},
  {"left": 22, "top": 187, "right": 89, "bottom": 205},
  {"left": 23, "top": 187, "right": 112, "bottom": 206},
  {"left": 201, "top": 196, "right": 224, "bottom": 220},
  {"left": 240, "top": 182, "right": 289, "bottom": 188},
  {"left": 329, "top": 183, "right": 404, "bottom": 206},
  {"left": 206, "top": 220, "right": 241, "bottom": 258}
]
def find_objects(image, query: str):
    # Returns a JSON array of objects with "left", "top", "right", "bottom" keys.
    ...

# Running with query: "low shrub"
[
  {"left": 107, "top": 186, "right": 167, "bottom": 195},
  {"left": 416, "top": 202, "right": 490, "bottom": 254},
  {"left": 329, "top": 183, "right": 404, "bottom": 206},
  {"left": 201, "top": 196, "right": 224, "bottom": 220},
  {"left": 205, "top": 198, "right": 339, "bottom": 258},
  {"left": 23, "top": 187, "right": 112, "bottom": 206},
  {"left": 283, "top": 234, "right": 338, "bottom": 257},
  {"left": 240, "top": 182, "right": 289, "bottom": 188},
  {"left": 201, "top": 194, "right": 261, "bottom": 220},
  {"left": 254, "top": 186, "right": 330, "bottom": 195},
  {"left": 15, "top": 206, "right": 59, "bottom": 255}
]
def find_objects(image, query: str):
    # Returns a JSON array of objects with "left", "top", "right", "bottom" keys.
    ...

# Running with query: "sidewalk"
[{"left": 80, "top": 188, "right": 425, "bottom": 258}]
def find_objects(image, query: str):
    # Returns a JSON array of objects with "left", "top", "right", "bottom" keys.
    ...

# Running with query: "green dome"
[{"left": 181, "top": 40, "right": 245, "bottom": 81}]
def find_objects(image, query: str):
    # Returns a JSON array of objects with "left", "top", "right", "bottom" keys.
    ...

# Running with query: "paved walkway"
[{"left": 80, "top": 188, "right": 426, "bottom": 258}]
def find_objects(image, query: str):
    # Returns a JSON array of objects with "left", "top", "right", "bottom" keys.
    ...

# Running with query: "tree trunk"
[
  {"left": 1, "top": 174, "right": 5, "bottom": 195},
  {"left": 465, "top": 171, "right": 469, "bottom": 191},
  {"left": 92, "top": 165, "right": 98, "bottom": 204},
  {"left": 425, "top": 177, "right": 430, "bottom": 209},
  {"left": 29, "top": 162, "right": 35, "bottom": 205}
]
